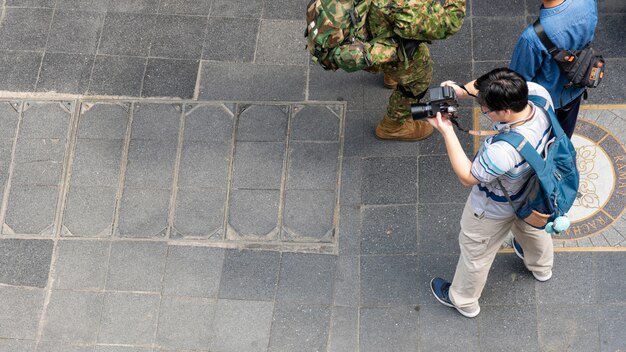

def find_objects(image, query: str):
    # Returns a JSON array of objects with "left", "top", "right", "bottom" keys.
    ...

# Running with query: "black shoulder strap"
[{"left": 533, "top": 19, "right": 559, "bottom": 55}]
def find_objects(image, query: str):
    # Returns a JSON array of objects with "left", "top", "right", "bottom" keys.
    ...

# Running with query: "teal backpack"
[{"left": 493, "top": 95, "right": 580, "bottom": 234}]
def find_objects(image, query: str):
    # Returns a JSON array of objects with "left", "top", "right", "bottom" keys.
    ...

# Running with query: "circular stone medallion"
[{"left": 555, "top": 119, "right": 626, "bottom": 240}]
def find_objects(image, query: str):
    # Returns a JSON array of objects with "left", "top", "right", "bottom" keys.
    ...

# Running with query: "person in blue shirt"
[{"left": 509, "top": 0, "right": 598, "bottom": 137}]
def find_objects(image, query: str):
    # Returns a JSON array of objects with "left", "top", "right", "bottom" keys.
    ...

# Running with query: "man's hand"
[
  {"left": 440, "top": 79, "right": 478, "bottom": 98},
  {"left": 427, "top": 112, "right": 455, "bottom": 135}
]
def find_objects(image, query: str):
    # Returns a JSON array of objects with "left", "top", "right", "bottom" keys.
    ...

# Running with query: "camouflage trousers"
[{"left": 379, "top": 43, "right": 433, "bottom": 123}]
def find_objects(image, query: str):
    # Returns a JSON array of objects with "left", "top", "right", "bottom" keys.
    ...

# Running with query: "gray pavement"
[{"left": 0, "top": 0, "right": 625, "bottom": 351}]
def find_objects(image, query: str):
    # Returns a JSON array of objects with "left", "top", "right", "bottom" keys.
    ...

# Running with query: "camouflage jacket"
[{"left": 367, "top": 0, "right": 466, "bottom": 44}]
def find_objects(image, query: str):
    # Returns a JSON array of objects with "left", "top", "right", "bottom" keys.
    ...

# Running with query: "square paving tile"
[
  {"left": 162, "top": 246, "right": 225, "bottom": 297},
  {"left": 141, "top": 59, "right": 199, "bottom": 98},
  {"left": 77, "top": 103, "right": 129, "bottom": 140},
  {"left": 0, "top": 286, "right": 45, "bottom": 340},
  {"left": 172, "top": 187, "right": 226, "bottom": 238},
  {"left": 361, "top": 205, "right": 417, "bottom": 255},
  {"left": 37, "top": 53, "right": 94, "bottom": 94},
  {"left": 249, "top": 65, "right": 307, "bottom": 101},
  {"left": 360, "top": 255, "right": 419, "bottom": 305},
  {"left": 340, "top": 157, "right": 362, "bottom": 205},
  {"left": 53, "top": 240, "right": 109, "bottom": 290},
  {"left": 282, "top": 190, "right": 336, "bottom": 240},
  {"left": 598, "top": 304, "right": 626, "bottom": 352},
  {"left": 124, "top": 139, "right": 177, "bottom": 188},
  {"left": 262, "top": 0, "right": 308, "bottom": 20},
  {"left": 536, "top": 252, "right": 596, "bottom": 305},
  {"left": 98, "top": 13, "right": 156, "bottom": 56},
  {"left": 275, "top": 253, "right": 336, "bottom": 304},
  {"left": 418, "top": 305, "right": 480, "bottom": 352},
  {"left": 417, "top": 203, "right": 463, "bottom": 255},
  {"left": 0, "top": 51, "right": 43, "bottom": 92},
  {"left": 69, "top": 139, "right": 124, "bottom": 187},
  {"left": 211, "top": 0, "right": 263, "bottom": 18},
  {"left": 419, "top": 155, "right": 471, "bottom": 203},
  {"left": 0, "top": 339, "right": 35, "bottom": 352},
  {"left": 227, "top": 189, "right": 280, "bottom": 238},
  {"left": 178, "top": 141, "right": 231, "bottom": 188},
  {"left": 268, "top": 303, "right": 331, "bottom": 352},
  {"left": 107, "top": 0, "right": 160, "bottom": 13},
  {"left": 116, "top": 187, "right": 171, "bottom": 238},
  {"left": 537, "top": 304, "right": 599, "bottom": 352},
  {"left": 416, "top": 253, "right": 458, "bottom": 304},
  {"left": 28, "top": 341, "right": 91, "bottom": 352},
  {"left": 106, "top": 241, "right": 168, "bottom": 292},
  {"left": 218, "top": 249, "right": 280, "bottom": 301},
  {"left": 359, "top": 306, "right": 418, "bottom": 352},
  {"left": 56, "top": 0, "right": 108, "bottom": 11},
  {"left": 150, "top": 15, "right": 206, "bottom": 60},
  {"left": 0, "top": 8, "right": 53, "bottom": 51},
  {"left": 11, "top": 138, "right": 65, "bottom": 185},
  {"left": 63, "top": 186, "right": 117, "bottom": 237},
  {"left": 361, "top": 156, "right": 417, "bottom": 205},
  {"left": 158, "top": 0, "right": 212, "bottom": 15},
  {"left": 203, "top": 18, "right": 259, "bottom": 63},
  {"left": 183, "top": 104, "right": 234, "bottom": 142},
  {"left": 236, "top": 105, "right": 288, "bottom": 142},
  {"left": 46, "top": 9, "right": 104, "bottom": 54},
  {"left": 209, "top": 300, "right": 274, "bottom": 352},
  {"left": 593, "top": 251, "right": 626, "bottom": 304},
  {"left": 472, "top": 16, "right": 526, "bottom": 61},
  {"left": 89, "top": 56, "right": 146, "bottom": 96},
  {"left": 131, "top": 103, "right": 181, "bottom": 141},
  {"left": 286, "top": 142, "right": 339, "bottom": 190},
  {"left": 333, "top": 256, "right": 359, "bottom": 307},
  {"left": 198, "top": 61, "right": 255, "bottom": 100},
  {"left": 156, "top": 296, "right": 216, "bottom": 350},
  {"left": 42, "top": 290, "right": 103, "bottom": 343},
  {"left": 338, "top": 205, "right": 361, "bottom": 255},
  {"left": 478, "top": 305, "right": 539, "bottom": 352},
  {"left": 0, "top": 239, "right": 53, "bottom": 287},
  {"left": 479, "top": 254, "right": 536, "bottom": 306},
  {"left": 327, "top": 307, "right": 358, "bottom": 352},
  {"left": 4, "top": 185, "right": 58, "bottom": 236},
  {"left": 231, "top": 142, "right": 285, "bottom": 189},
  {"left": 291, "top": 105, "right": 341, "bottom": 141},
  {"left": 98, "top": 292, "right": 160, "bottom": 345},
  {"left": 256, "top": 20, "right": 308, "bottom": 66}
]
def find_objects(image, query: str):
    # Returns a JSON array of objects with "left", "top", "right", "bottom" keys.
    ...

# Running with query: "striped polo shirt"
[{"left": 469, "top": 82, "right": 553, "bottom": 219}]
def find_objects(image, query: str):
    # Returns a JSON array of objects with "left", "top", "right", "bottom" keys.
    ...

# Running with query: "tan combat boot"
[
  {"left": 383, "top": 73, "right": 398, "bottom": 89},
  {"left": 375, "top": 115, "right": 433, "bottom": 141}
]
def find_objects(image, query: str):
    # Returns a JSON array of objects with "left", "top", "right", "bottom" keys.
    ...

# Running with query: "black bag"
[{"left": 534, "top": 19, "right": 605, "bottom": 89}]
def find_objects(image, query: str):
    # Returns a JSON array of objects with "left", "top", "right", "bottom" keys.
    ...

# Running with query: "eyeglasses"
[{"left": 480, "top": 107, "right": 495, "bottom": 118}]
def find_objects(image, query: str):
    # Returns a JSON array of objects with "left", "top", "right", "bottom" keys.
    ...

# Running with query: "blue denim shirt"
[{"left": 510, "top": 0, "right": 597, "bottom": 109}]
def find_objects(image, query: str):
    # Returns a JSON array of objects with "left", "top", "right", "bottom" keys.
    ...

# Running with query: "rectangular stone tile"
[
  {"left": 178, "top": 141, "right": 230, "bottom": 188},
  {"left": 19, "top": 102, "right": 71, "bottom": 139},
  {"left": 472, "top": 0, "right": 524, "bottom": 16},
  {"left": 0, "top": 140, "right": 13, "bottom": 202},
  {"left": 198, "top": 61, "right": 255, "bottom": 100},
  {"left": 0, "top": 102, "right": 19, "bottom": 139},
  {"left": 53, "top": 240, "right": 109, "bottom": 290},
  {"left": 172, "top": 187, "right": 226, "bottom": 238},
  {"left": 209, "top": 300, "right": 274, "bottom": 352},
  {"left": 249, "top": 65, "right": 307, "bottom": 101},
  {"left": 536, "top": 252, "right": 597, "bottom": 305},
  {"left": 0, "top": 339, "right": 35, "bottom": 352},
  {"left": 361, "top": 73, "right": 390, "bottom": 111},
  {"left": 227, "top": 189, "right": 280, "bottom": 238},
  {"left": 6, "top": 0, "right": 54, "bottom": 6},
  {"left": 236, "top": 105, "right": 288, "bottom": 142},
  {"left": 282, "top": 190, "right": 335, "bottom": 241},
  {"left": 116, "top": 187, "right": 170, "bottom": 238},
  {"left": 291, "top": 105, "right": 341, "bottom": 141},
  {"left": 131, "top": 103, "right": 181, "bottom": 141},
  {"left": 124, "top": 139, "right": 177, "bottom": 188},
  {"left": 95, "top": 346, "right": 152, "bottom": 352},
  {"left": 333, "top": 256, "right": 359, "bottom": 307},
  {"left": 37, "top": 342, "right": 95, "bottom": 352},
  {"left": 262, "top": 0, "right": 308, "bottom": 19},
  {"left": 268, "top": 303, "right": 331, "bottom": 352},
  {"left": 362, "top": 110, "right": 420, "bottom": 157},
  {"left": 63, "top": 186, "right": 117, "bottom": 237},
  {"left": 141, "top": 59, "right": 199, "bottom": 98},
  {"left": 340, "top": 157, "right": 362, "bottom": 205},
  {"left": 328, "top": 307, "right": 358, "bottom": 352},
  {"left": 98, "top": 13, "right": 156, "bottom": 56},
  {"left": 286, "top": 142, "right": 339, "bottom": 190},
  {"left": 479, "top": 254, "right": 536, "bottom": 306},
  {"left": 478, "top": 305, "right": 539, "bottom": 352},
  {"left": 0, "top": 8, "right": 53, "bottom": 51},
  {"left": 107, "top": 0, "right": 160, "bottom": 13},
  {"left": 56, "top": 0, "right": 108, "bottom": 11},
  {"left": 42, "top": 290, "right": 103, "bottom": 343},
  {"left": 361, "top": 156, "right": 417, "bottom": 205},
  {"left": 203, "top": 17, "right": 258, "bottom": 63},
  {"left": 360, "top": 255, "right": 419, "bottom": 305},
  {"left": 256, "top": 20, "right": 308, "bottom": 66},
  {"left": 105, "top": 241, "right": 168, "bottom": 291},
  {"left": 340, "top": 110, "right": 365, "bottom": 157},
  {"left": 150, "top": 15, "right": 206, "bottom": 60},
  {"left": 37, "top": 53, "right": 94, "bottom": 94},
  {"left": 418, "top": 305, "right": 480, "bottom": 352},
  {"left": 472, "top": 16, "right": 526, "bottom": 61},
  {"left": 594, "top": 252, "right": 626, "bottom": 304},
  {"left": 595, "top": 14, "right": 626, "bottom": 58},
  {"left": 361, "top": 205, "right": 417, "bottom": 255},
  {"left": 0, "top": 286, "right": 45, "bottom": 340},
  {"left": 537, "top": 304, "right": 599, "bottom": 352},
  {"left": 11, "top": 138, "right": 65, "bottom": 185},
  {"left": 89, "top": 56, "right": 146, "bottom": 96},
  {"left": 428, "top": 21, "right": 472, "bottom": 65},
  {"left": 78, "top": 103, "right": 129, "bottom": 140},
  {"left": 338, "top": 205, "right": 361, "bottom": 255},
  {"left": 156, "top": 296, "right": 216, "bottom": 350},
  {"left": 585, "top": 58, "right": 626, "bottom": 106},
  {"left": 183, "top": 104, "right": 234, "bottom": 140},
  {"left": 359, "top": 306, "right": 418, "bottom": 352},
  {"left": 162, "top": 246, "right": 225, "bottom": 297},
  {"left": 98, "top": 292, "right": 160, "bottom": 345},
  {"left": 4, "top": 185, "right": 58, "bottom": 236},
  {"left": 0, "top": 51, "right": 42, "bottom": 92},
  {"left": 598, "top": 304, "right": 626, "bottom": 352},
  {"left": 417, "top": 203, "right": 463, "bottom": 256},
  {"left": 276, "top": 253, "right": 336, "bottom": 304},
  {"left": 218, "top": 249, "right": 280, "bottom": 301},
  {"left": 416, "top": 253, "right": 458, "bottom": 305},
  {"left": 46, "top": 9, "right": 105, "bottom": 54},
  {"left": 419, "top": 155, "right": 471, "bottom": 204},
  {"left": 231, "top": 142, "right": 285, "bottom": 189},
  {"left": 158, "top": 0, "right": 212, "bottom": 15},
  {"left": 308, "top": 64, "right": 364, "bottom": 110},
  {"left": 211, "top": 0, "right": 262, "bottom": 18},
  {"left": 70, "top": 139, "right": 124, "bottom": 187}
]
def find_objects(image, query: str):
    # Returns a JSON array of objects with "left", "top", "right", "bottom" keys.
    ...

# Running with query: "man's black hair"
[{"left": 474, "top": 68, "right": 528, "bottom": 113}]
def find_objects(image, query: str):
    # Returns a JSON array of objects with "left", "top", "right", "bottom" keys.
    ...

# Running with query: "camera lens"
[{"left": 410, "top": 104, "right": 433, "bottom": 120}]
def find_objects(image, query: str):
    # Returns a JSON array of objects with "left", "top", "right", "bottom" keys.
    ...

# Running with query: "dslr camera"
[{"left": 411, "top": 86, "right": 459, "bottom": 120}]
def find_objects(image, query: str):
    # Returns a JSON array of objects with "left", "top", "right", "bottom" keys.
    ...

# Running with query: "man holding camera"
[
  {"left": 426, "top": 68, "right": 555, "bottom": 318},
  {"left": 368, "top": 0, "right": 466, "bottom": 142}
]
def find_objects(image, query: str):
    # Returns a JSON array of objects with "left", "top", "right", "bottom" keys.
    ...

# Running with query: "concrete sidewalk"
[{"left": 0, "top": 0, "right": 625, "bottom": 351}]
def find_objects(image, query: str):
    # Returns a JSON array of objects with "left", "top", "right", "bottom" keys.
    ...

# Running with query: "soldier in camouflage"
[{"left": 367, "top": 0, "right": 466, "bottom": 141}]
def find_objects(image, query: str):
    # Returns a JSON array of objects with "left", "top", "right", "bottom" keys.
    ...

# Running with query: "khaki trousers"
[{"left": 449, "top": 197, "right": 554, "bottom": 312}]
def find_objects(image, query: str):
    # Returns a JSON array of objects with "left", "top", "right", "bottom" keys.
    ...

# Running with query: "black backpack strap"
[{"left": 533, "top": 19, "right": 559, "bottom": 56}]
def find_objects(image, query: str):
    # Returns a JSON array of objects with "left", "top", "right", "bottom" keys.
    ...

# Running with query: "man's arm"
[{"left": 394, "top": 0, "right": 466, "bottom": 41}]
